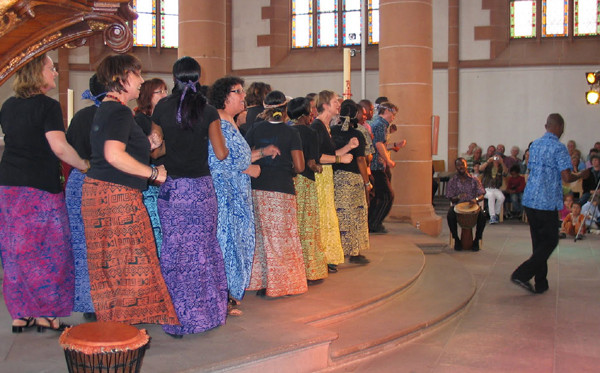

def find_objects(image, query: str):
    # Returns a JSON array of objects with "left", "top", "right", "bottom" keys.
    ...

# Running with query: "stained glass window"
[
  {"left": 317, "top": 0, "right": 338, "bottom": 47},
  {"left": 160, "top": 0, "right": 178, "bottom": 48},
  {"left": 292, "top": 0, "right": 379, "bottom": 49},
  {"left": 132, "top": 0, "right": 178, "bottom": 48},
  {"left": 542, "top": 0, "right": 568, "bottom": 37},
  {"left": 510, "top": 1, "right": 536, "bottom": 38},
  {"left": 575, "top": 0, "right": 600, "bottom": 35},
  {"left": 133, "top": 0, "right": 156, "bottom": 47},
  {"left": 292, "top": 0, "right": 313, "bottom": 48}
]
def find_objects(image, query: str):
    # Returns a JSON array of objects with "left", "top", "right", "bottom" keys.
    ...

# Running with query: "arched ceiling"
[{"left": 0, "top": 0, "right": 136, "bottom": 85}]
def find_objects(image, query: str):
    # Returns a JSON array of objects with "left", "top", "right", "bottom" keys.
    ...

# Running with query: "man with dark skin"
[
  {"left": 446, "top": 158, "right": 486, "bottom": 251},
  {"left": 511, "top": 113, "right": 589, "bottom": 294}
]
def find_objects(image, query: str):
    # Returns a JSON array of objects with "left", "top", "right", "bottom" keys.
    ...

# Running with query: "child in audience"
[
  {"left": 506, "top": 164, "right": 525, "bottom": 218},
  {"left": 559, "top": 193, "right": 574, "bottom": 221},
  {"left": 559, "top": 200, "right": 586, "bottom": 239}
]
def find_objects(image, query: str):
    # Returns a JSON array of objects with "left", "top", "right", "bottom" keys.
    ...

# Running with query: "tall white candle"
[
  {"left": 343, "top": 48, "right": 351, "bottom": 99},
  {"left": 67, "top": 89, "right": 74, "bottom": 127}
]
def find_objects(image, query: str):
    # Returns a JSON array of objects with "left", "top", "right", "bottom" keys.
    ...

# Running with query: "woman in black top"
[
  {"left": 331, "top": 100, "right": 371, "bottom": 264},
  {"left": 0, "top": 53, "right": 89, "bottom": 333},
  {"left": 81, "top": 54, "right": 178, "bottom": 326},
  {"left": 245, "top": 91, "right": 308, "bottom": 297}
]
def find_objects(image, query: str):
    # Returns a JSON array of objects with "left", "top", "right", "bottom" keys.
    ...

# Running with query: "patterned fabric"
[
  {"left": 81, "top": 178, "right": 178, "bottom": 325},
  {"left": 142, "top": 185, "right": 162, "bottom": 257},
  {"left": 370, "top": 115, "right": 389, "bottom": 171},
  {"left": 334, "top": 170, "right": 370, "bottom": 257},
  {"left": 523, "top": 132, "right": 572, "bottom": 210},
  {"left": 158, "top": 176, "right": 228, "bottom": 335},
  {"left": 208, "top": 119, "right": 255, "bottom": 301},
  {"left": 561, "top": 213, "right": 586, "bottom": 236},
  {"left": 248, "top": 190, "right": 308, "bottom": 297},
  {"left": 65, "top": 169, "right": 94, "bottom": 313},
  {"left": 0, "top": 186, "right": 74, "bottom": 319},
  {"left": 314, "top": 165, "right": 345, "bottom": 265},
  {"left": 294, "top": 175, "right": 328, "bottom": 280},
  {"left": 445, "top": 174, "right": 485, "bottom": 203}
]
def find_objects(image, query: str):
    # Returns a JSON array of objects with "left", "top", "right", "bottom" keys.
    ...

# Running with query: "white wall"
[
  {"left": 432, "top": 0, "right": 449, "bottom": 62},
  {"left": 459, "top": 66, "right": 600, "bottom": 157},
  {"left": 232, "top": 0, "right": 270, "bottom": 70},
  {"left": 433, "top": 70, "right": 449, "bottom": 163},
  {"left": 459, "top": 0, "right": 490, "bottom": 61}
]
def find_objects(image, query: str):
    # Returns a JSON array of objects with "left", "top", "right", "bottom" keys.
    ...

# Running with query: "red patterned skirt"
[
  {"left": 81, "top": 178, "right": 179, "bottom": 325},
  {"left": 247, "top": 190, "right": 308, "bottom": 297}
]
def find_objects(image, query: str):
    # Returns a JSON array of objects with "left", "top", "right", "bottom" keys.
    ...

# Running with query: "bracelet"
[
  {"left": 335, "top": 155, "right": 341, "bottom": 164},
  {"left": 148, "top": 167, "right": 158, "bottom": 184},
  {"left": 259, "top": 148, "right": 264, "bottom": 158},
  {"left": 80, "top": 159, "right": 90, "bottom": 174},
  {"left": 364, "top": 182, "right": 372, "bottom": 188}
]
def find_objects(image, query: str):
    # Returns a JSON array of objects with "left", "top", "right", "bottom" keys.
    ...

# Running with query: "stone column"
[
  {"left": 448, "top": 0, "right": 459, "bottom": 170},
  {"left": 179, "top": 0, "right": 226, "bottom": 85},
  {"left": 379, "top": 0, "right": 441, "bottom": 236}
]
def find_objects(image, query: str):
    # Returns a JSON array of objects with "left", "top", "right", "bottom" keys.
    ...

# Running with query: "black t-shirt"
[
  {"left": 87, "top": 101, "right": 149, "bottom": 190},
  {"left": 239, "top": 105, "right": 264, "bottom": 137},
  {"left": 151, "top": 95, "right": 219, "bottom": 178},
  {"left": 293, "top": 124, "right": 319, "bottom": 181},
  {"left": 134, "top": 111, "right": 153, "bottom": 136},
  {"left": 0, "top": 95, "right": 65, "bottom": 193},
  {"left": 245, "top": 120, "right": 303, "bottom": 194},
  {"left": 330, "top": 125, "right": 366, "bottom": 174},
  {"left": 311, "top": 118, "right": 335, "bottom": 157},
  {"left": 66, "top": 105, "right": 97, "bottom": 159}
]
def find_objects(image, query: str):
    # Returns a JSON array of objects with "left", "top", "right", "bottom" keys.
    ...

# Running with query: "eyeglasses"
[
  {"left": 153, "top": 89, "right": 168, "bottom": 95},
  {"left": 48, "top": 65, "right": 57, "bottom": 73},
  {"left": 230, "top": 89, "right": 244, "bottom": 94}
]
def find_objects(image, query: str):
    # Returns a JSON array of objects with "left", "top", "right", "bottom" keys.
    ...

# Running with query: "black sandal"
[
  {"left": 36, "top": 317, "right": 70, "bottom": 333},
  {"left": 11, "top": 317, "right": 35, "bottom": 333}
]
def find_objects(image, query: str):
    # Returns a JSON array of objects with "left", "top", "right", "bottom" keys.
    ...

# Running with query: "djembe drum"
[
  {"left": 59, "top": 322, "right": 150, "bottom": 373},
  {"left": 454, "top": 201, "right": 480, "bottom": 251}
]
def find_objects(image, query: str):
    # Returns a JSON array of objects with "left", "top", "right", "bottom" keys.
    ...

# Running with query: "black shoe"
[
  {"left": 535, "top": 284, "right": 549, "bottom": 294},
  {"left": 11, "top": 317, "right": 35, "bottom": 333},
  {"left": 83, "top": 312, "right": 97, "bottom": 321},
  {"left": 36, "top": 317, "right": 70, "bottom": 333},
  {"left": 453, "top": 239, "right": 463, "bottom": 251},
  {"left": 327, "top": 264, "right": 338, "bottom": 273},
  {"left": 349, "top": 255, "right": 370, "bottom": 265},
  {"left": 472, "top": 239, "right": 480, "bottom": 251},
  {"left": 307, "top": 279, "right": 324, "bottom": 286},
  {"left": 510, "top": 276, "right": 535, "bottom": 294},
  {"left": 559, "top": 232, "right": 567, "bottom": 239},
  {"left": 166, "top": 332, "right": 183, "bottom": 339},
  {"left": 256, "top": 288, "right": 266, "bottom": 296}
]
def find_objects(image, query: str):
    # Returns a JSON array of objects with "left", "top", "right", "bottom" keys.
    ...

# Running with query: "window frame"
[{"left": 131, "top": 0, "right": 179, "bottom": 49}]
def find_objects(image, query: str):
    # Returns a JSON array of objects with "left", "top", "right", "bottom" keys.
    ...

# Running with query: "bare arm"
[
  {"left": 149, "top": 123, "right": 165, "bottom": 159},
  {"left": 45, "top": 131, "right": 88, "bottom": 171},
  {"left": 376, "top": 142, "right": 395, "bottom": 168},
  {"left": 561, "top": 168, "right": 590, "bottom": 183},
  {"left": 208, "top": 119, "right": 229, "bottom": 161},
  {"left": 335, "top": 137, "right": 359, "bottom": 156},
  {"left": 292, "top": 149, "right": 305, "bottom": 173},
  {"left": 104, "top": 140, "right": 166, "bottom": 183},
  {"left": 251, "top": 144, "right": 280, "bottom": 162}
]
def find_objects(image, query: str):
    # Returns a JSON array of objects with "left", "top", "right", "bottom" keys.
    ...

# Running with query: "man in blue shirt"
[{"left": 511, "top": 114, "right": 589, "bottom": 294}]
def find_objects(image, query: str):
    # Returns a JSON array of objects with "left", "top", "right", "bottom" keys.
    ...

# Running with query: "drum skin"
[{"left": 454, "top": 202, "right": 480, "bottom": 229}]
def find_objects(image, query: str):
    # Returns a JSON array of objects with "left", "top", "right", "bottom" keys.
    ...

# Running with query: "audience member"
[
  {"left": 504, "top": 146, "right": 521, "bottom": 170},
  {"left": 559, "top": 200, "right": 586, "bottom": 239},
  {"left": 581, "top": 195, "right": 600, "bottom": 231},
  {"left": 483, "top": 145, "right": 496, "bottom": 162},
  {"left": 559, "top": 193, "right": 574, "bottom": 221},
  {"left": 581, "top": 154, "right": 600, "bottom": 204},
  {"left": 480, "top": 154, "right": 507, "bottom": 224},
  {"left": 506, "top": 164, "right": 526, "bottom": 218}
]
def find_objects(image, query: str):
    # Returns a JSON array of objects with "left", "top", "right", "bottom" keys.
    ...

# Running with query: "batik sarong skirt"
[
  {"left": 334, "top": 170, "right": 370, "bottom": 256},
  {"left": 142, "top": 184, "right": 162, "bottom": 257},
  {"left": 158, "top": 176, "right": 228, "bottom": 335},
  {"left": 248, "top": 190, "right": 308, "bottom": 297},
  {"left": 0, "top": 186, "right": 74, "bottom": 319},
  {"left": 81, "top": 178, "right": 178, "bottom": 325},
  {"left": 294, "top": 175, "right": 327, "bottom": 280},
  {"left": 65, "top": 169, "right": 94, "bottom": 313},
  {"left": 314, "top": 165, "right": 345, "bottom": 265}
]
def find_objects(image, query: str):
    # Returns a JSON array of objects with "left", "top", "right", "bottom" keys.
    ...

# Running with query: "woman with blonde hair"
[{"left": 0, "top": 53, "right": 89, "bottom": 332}]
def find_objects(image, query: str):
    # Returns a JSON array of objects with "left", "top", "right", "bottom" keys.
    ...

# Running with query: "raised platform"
[{"left": 0, "top": 222, "right": 476, "bottom": 372}]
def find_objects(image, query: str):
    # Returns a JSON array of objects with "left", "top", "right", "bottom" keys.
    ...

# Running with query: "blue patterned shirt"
[
  {"left": 523, "top": 132, "right": 572, "bottom": 211},
  {"left": 370, "top": 115, "right": 389, "bottom": 171}
]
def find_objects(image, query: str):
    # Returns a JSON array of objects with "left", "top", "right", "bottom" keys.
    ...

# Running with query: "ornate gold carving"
[
  {"left": 0, "top": 10, "right": 20, "bottom": 38},
  {"left": 87, "top": 20, "right": 108, "bottom": 32},
  {"left": 0, "top": 0, "right": 19, "bottom": 15},
  {"left": 0, "top": 32, "right": 62, "bottom": 77}
]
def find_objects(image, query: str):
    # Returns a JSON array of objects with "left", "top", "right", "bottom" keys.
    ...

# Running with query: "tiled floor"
[{"left": 334, "top": 200, "right": 600, "bottom": 372}]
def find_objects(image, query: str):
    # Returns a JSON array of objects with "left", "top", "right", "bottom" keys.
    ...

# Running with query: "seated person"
[
  {"left": 472, "top": 161, "right": 481, "bottom": 177},
  {"left": 480, "top": 154, "right": 507, "bottom": 224},
  {"left": 559, "top": 193, "right": 574, "bottom": 221},
  {"left": 581, "top": 154, "right": 600, "bottom": 204},
  {"left": 446, "top": 158, "right": 486, "bottom": 251},
  {"left": 504, "top": 146, "right": 522, "bottom": 170},
  {"left": 559, "top": 200, "right": 586, "bottom": 239},
  {"left": 505, "top": 164, "right": 526, "bottom": 218},
  {"left": 468, "top": 147, "right": 483, "bottom": 172},
  {"left": 581, "top": 195, "right": 600, "bottom": 231}
]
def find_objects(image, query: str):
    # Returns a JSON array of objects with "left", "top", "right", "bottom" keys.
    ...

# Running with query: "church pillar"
[
  {"left": 379, "top": 0, "right": 441, "bottom": 236},
  {"left": 448, "top": 0, "right": 459, "bottom": 170},
  {"left": 178, "top": 0, "right": 226, "bottom": 85}
]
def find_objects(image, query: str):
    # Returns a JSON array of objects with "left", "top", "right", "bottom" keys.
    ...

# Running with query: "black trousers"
[
  {"left": 512, "top": 207, "right": 560, "bottom": 289},
  {"left": 368, "top": 170, "right": 394, "bottom": 230},
  {"left": 447, "top": 207, "right": 486, "bottom": 241}
]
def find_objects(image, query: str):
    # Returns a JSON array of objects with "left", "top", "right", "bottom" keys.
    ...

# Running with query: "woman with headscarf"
[
  {"left": 288, "top": 97, "right": 328, "bottom": 283},
  {"left": 134, "top": 78, "right": 168, "bottom": 257},
  {"left": 311, "top": 90, "right": 357, "bottom": 273},
  {"left": 151, "top": 56, "right": 229, "bottom": 337},
  {"left": 245, "top": 90, "right": 308, "bottom": 297},
  {"left": 0, "top": 53, "right": 89, "bottom": 332},
  {"left": 82, "top": 54, "right": 178, "bottom": 326},
  {"left": 65, "top": 74, "right": 107, "bottom": 322},
  {"left": 331, "top": 100, "right": 371, "bottom": 263},
  {"left": 208, "top": 76, "right": 280, "bottom": 314}
]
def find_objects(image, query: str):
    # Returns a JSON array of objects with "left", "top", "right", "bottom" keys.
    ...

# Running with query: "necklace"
[{"left": 105, "top": 93, "right": 126, "bottom": 106}]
